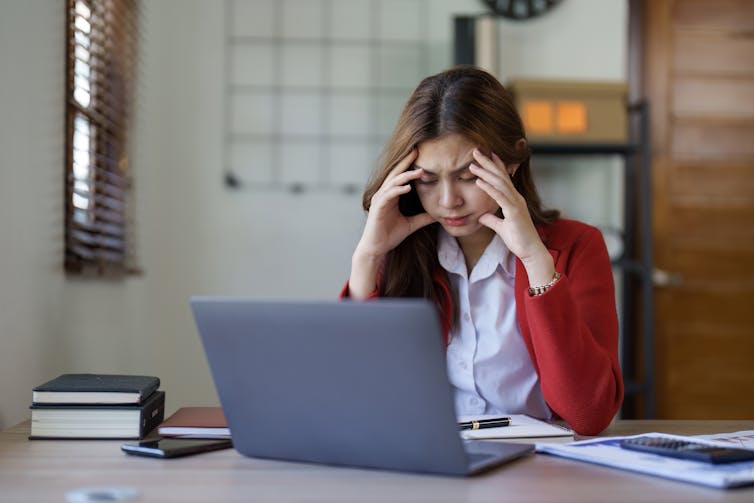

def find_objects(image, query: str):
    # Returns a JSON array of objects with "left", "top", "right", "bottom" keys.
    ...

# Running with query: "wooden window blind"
[{"left": 64, "top": 0, "right": 139, "bottom": 275}]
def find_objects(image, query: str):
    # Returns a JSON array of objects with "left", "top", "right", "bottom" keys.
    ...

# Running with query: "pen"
[{"left": 458, "top": 417, "right": 512, "bottom": 430}]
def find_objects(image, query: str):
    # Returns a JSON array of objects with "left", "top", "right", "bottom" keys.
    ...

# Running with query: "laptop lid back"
[{"left": 191, "top": 297, "right": 472, "bottom": 475}]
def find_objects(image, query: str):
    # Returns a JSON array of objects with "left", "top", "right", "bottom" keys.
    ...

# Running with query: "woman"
[{"left": 341, "top": 67, "right": 623, "bottom": 435}]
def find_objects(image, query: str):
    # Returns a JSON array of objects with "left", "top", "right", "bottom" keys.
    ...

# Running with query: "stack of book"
[
  {"left": 158, "top": 406, "right": 230, "bottom": 439},
  {"left": 29, "top": 374, "right": 165, "bottom": 439}
]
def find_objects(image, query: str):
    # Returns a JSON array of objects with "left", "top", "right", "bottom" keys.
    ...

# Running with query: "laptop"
[{"left": 190, "top": 297, "right": 533, "bottom": 476}]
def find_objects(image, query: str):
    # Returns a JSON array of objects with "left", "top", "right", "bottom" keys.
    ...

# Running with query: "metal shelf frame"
[{"left": 531, "top": 101, "right": 655, "bottom": 418}]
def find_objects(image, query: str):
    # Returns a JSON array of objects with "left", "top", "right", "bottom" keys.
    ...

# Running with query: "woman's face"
[{"left": 413, "top": 133, "right": 500, "bottom": 239}]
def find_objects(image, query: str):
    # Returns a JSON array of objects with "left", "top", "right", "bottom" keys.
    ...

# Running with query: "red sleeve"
[
  {"left": 339, "top": 281, "right": 379, "bottom": 300},
  {"left": 521, "top": 227, "right": 623, "bottom": 435}
]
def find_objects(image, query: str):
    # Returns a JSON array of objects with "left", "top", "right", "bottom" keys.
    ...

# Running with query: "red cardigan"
[{"left": 341, "top": 219, "right": 623, "bottom": 435}]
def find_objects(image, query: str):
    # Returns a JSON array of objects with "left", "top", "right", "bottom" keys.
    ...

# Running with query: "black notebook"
[
  {"left": 32, "top": 374, "right": 160, "bottom": 405},
  {"left": 29, "top": 390, "right": 165, "bottom": 439}
]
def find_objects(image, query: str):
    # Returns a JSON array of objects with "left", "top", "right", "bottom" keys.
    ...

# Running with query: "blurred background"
[{"left": 1, "top": 0, "right": 751, "bottom": 429}]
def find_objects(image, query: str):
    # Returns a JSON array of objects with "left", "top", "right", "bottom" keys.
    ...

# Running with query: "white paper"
[
  {"left": 458, "top": 414, "right": 573, "bottom": 440},
  {"left": 694, "top": 430, "right": 754, "bottom": 450},
  {"left": 536, "top": 432, "right": 754, "bottom": 489}
]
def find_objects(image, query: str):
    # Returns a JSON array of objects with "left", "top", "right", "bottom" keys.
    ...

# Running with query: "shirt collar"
[{"left": 437, "top": 227, "right": 515, "bottom": 281}]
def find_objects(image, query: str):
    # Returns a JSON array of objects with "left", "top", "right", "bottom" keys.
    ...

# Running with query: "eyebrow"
[{"left": 413, "top": 161, "right": 473, "bottom": 176}]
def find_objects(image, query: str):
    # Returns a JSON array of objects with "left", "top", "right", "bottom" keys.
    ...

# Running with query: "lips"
[{"left": 443, "top": 216, "right": 469, "bottom": 227}]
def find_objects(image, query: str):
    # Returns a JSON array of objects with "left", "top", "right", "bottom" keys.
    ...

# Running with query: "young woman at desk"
[{"left": 341, "top": 67, "right": 623, "bottom": 436}]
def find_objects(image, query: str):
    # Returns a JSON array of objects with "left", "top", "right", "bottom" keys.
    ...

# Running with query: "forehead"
[{"left": 415, "top": 133, "right": 477, "bottom": 173}]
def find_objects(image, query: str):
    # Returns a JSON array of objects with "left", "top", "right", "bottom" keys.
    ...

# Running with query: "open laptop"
[{"left": 190, "top": 297, "right": 533, "bottom": 476}]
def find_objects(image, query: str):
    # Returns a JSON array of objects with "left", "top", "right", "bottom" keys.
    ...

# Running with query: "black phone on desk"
[
  {"left": 121, "top": 438, "right": 232, "bottom": 458},
  {"left": 398, "top": 183, "right": 425, "bottom": 216}
]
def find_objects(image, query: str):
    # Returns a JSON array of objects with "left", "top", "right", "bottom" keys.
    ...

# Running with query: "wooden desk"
[{"left": 2, "top": 420, "right": 753, "bottom": 502}]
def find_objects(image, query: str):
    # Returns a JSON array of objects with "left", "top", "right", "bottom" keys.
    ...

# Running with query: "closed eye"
[
  {"left": 415, "top": 178, "right": 438, "bottom": 185},
  {"left": 459, "top": 175, "right": 478, "bottom": 182}
]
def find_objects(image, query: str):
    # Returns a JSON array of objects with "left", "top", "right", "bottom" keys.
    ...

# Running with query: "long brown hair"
[{"left": 362, "top": 66, "right": 559, "bottom": 310}]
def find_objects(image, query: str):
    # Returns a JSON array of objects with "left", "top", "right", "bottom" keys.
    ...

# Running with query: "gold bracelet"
[{"left": 528, "top": 271, "right": 562, "bottom": 297}]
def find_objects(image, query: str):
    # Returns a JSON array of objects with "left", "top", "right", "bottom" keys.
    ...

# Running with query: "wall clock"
[{"left": 480, "top": 0, "right": 563, "bottom": 20}]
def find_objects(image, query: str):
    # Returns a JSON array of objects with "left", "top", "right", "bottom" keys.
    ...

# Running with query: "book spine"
[
  {"left": 138, "top": 380, "right": 160, "bottom": 404},
  {"left": 139, "top": 391, "right": 166, "bottom": 438},
  {"left": 32, "top": 374, "right": 160, "bottom": 393}
]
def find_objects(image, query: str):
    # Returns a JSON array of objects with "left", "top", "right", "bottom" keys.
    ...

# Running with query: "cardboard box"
[{"left": 508, "top": 79, "right": 628, "bottom": 144}]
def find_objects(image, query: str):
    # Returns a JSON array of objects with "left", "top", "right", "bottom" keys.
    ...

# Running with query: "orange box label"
[
  {"left": 556, "top": 101, "right": 587, "bottom": 133},
  {"left": 522, "top": 100, "right": 553, "bottom": 133}
]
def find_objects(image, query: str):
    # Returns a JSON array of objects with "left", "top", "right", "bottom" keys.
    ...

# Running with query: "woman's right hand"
[
  {"left": 348, "top": 149, "right": 435, "bottom": 298},
  {"left": 356, "top": 149, "right": 435, "bottom": 259}
]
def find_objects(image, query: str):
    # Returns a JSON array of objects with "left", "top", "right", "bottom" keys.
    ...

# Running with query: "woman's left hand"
[{"left": 469, "top": 149, "right": 555, "bottom": 286}]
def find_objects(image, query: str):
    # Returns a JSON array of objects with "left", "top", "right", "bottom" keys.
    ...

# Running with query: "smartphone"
[
  {"left": 121, "top": 438, "right": 232, "bottom": 458},
  {"left": 398, "top": 182, "right": 425, "bottom": 216}
]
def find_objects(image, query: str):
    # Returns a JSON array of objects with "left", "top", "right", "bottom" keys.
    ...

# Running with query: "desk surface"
[{"left": 2, "top": 420, "right": 754, "bottom": 502}]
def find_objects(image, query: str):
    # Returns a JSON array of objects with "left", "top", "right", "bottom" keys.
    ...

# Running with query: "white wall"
[
  {"left": 496, "top": 0, "right": 627, "bottom": 82},
  {"left": 0, "top": 0, "right": 627, "bottom": 428},
  {"left": 0, "top": 1, "right": 67, "bottom": 428}
]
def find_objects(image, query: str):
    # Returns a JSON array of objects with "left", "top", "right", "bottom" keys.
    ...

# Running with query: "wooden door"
[{"left": 641, "top": 0, "right": 754, "bottom": 418}]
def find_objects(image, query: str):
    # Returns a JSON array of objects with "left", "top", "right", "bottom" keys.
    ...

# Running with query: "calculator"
[{"left": 619, "top": 436, "right": 754, "bottom": 464}]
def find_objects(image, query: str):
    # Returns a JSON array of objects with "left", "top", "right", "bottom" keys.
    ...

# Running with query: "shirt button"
[{"left": 463, "top": 312, "right": 471, "bottom": 322}]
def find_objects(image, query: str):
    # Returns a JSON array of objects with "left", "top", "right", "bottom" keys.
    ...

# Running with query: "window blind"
[{"left": 65, "top": 0, "right": 139, "bottom": 275}]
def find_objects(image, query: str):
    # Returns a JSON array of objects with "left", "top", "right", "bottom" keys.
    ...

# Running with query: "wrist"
[
  {"left": 521, "top": 248, "right": 555, "bottom": 287},
  {"left": 352, "top": 246, "right": 384, "bottom": 267},
  {"left": 349, "top": 249, "right": 383, "bottom": 300},
  {"left": 528, "top": 271, "right": 562, "bottom": 297}
]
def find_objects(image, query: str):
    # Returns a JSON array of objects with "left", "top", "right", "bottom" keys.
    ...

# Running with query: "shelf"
[
  {"left": 531, "top": 143, "right": 638, "bottom": 155},
  {"left": 528, "top": 103, "right": 655, "bottom": 419},
  {"left": 623, "top": 379, "right": 646, "bottom": 396},
  {"left": 611, "top": 258, "right": 646, "bottom": 274}
]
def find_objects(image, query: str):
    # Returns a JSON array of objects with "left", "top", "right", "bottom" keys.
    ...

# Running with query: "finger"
[
  {"left": 475, "top": 177, "right": 516, "bottom": 212},
  {"left": 470, "top": 151, "right": 521, "bottom": 199},
  {"left": 478, "top": 213, "right": 504, "bottom": 234},
  {"left": 472, "top": 148, "right": 504, "bottom": 175},
  {"left": 407, "top": 212, "right": 435, "bottom": 232},
  {"left": 377, "top": 166, "right": 423, "bottom": 203},
  {"left": 470, "top": 164, "right": 520, "bottom": 203},
  {"left": 473, "top": 149, "right": 519, "bottom": 183},
  {"left": 387, "top": 166, "right": 424, "bottom": 188},
  {"left": 372, "top": 184, "right": 412, "bottom": 209},
  {"left": 476, "top": 178, "right": 529, "bottom": 224},
  {"left": 491, "top": 152, "right": 520, "bottom": 177},
  {"left": 373, "top": 167, "right": 421, "bottom": 205},
  {"left": 470, "top": 150, "right": 510, "bottom": 190},
  {"left": 385, "top": 148, "right": 418, "bottom": 181},
  {"left": 469, "top": 162, "right": 505, "bottom": 188}
]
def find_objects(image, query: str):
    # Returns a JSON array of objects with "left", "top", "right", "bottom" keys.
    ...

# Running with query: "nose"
[{"left": 439, "top": 181, "right": 462, "bottom": 209}]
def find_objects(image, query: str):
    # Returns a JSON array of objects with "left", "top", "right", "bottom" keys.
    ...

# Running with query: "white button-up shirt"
[{"left": 438, "top": 228, "right": 551, "bottom": 419}]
